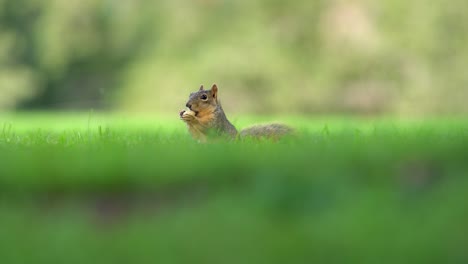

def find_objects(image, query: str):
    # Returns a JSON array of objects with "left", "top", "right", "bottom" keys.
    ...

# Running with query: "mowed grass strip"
[{"left": 0, "top": 114, "right": 467, "bottom": 190}]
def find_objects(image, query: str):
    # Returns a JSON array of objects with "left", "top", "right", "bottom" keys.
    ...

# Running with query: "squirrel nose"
[{"left": 186, "top": 103, "right": 192, "bottom": 109}]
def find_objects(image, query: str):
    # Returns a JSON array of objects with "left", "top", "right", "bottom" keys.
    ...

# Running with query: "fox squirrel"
[{"left": 179, "top": 84, "right": 292, "bottom": 141}]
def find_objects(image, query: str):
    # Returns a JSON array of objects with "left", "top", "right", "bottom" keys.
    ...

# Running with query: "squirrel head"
[{"left": 184, "top": 84, "right": 219, "bottom": 116}]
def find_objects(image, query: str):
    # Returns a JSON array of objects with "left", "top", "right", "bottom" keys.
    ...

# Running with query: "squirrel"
[{"left": 179, "top": 84, "right": 292, "bottom": 141}]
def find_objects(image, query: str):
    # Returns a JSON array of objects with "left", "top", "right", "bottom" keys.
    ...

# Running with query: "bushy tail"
[{"left": 239, "top": 123, "right": 293, "bottom": 139}]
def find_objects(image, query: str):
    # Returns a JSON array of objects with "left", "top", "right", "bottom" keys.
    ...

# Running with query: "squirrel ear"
[
  {"left": 211, "top": 84, "right": 218, "bottom": 99},
  {"left": 199, "top": 85, "right": 204, "bottom": 91}
]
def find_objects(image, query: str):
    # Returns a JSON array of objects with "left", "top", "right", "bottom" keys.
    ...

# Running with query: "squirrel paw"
[{"left": 180, "top": 109, "right": 197, "bottom": 122}]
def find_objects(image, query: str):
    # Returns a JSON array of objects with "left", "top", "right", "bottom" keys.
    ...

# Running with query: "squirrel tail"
[{"left": 239, "top": 123, "right": 293, "bottom": 139}]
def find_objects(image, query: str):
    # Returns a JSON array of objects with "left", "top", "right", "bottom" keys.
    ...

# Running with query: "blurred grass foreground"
[{"left": 1, "top": 114, "right": 468, "bottom": 263}]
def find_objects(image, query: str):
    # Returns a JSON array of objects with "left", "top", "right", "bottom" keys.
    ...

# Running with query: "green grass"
[{"left": 1, "top": 113, "right": 468, "bottom": 264}]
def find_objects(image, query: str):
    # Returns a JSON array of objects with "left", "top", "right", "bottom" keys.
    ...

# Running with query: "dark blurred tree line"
[{"left": 0, "top": 0, "right": 150, "bottom": 109}]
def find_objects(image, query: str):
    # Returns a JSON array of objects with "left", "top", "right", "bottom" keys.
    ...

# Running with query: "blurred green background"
[
  {"left": 2, "top": 0, "right": 468, "bottom": 115},
  {"left": 2, "top": 2, "right": 468, "bottom": 263}
]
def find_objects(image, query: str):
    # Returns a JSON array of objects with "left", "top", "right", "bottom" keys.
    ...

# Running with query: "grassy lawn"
[{"left": 1, "top": 113, "right": 468, "bottom": 263}]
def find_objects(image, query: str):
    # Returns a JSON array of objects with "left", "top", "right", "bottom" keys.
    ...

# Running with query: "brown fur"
[
  {"left": 196, "top": 106, "right": 216, "bottom": 127},
  {"left": 180, "top": 84, "right": 292, "bottom": 141},
  {"left": 239, "top": 123, "right": 293, "bottom": 139},
  {"left": 183, "top": 106, "right": 216, "bottom": 141}
]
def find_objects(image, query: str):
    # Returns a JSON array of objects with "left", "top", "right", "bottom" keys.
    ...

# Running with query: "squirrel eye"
[{"left": 200, "top": 94, "right": 208, "bottom": 100}]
